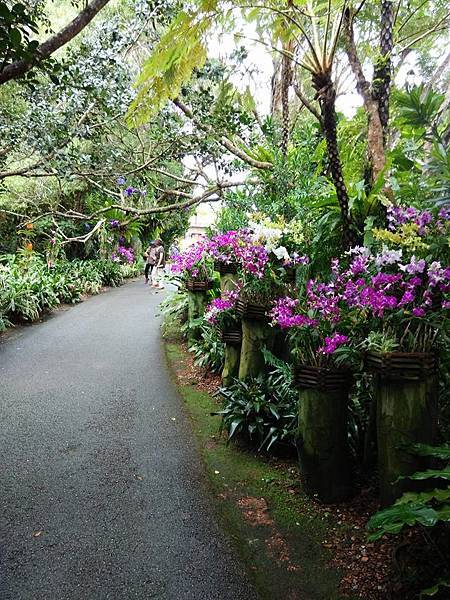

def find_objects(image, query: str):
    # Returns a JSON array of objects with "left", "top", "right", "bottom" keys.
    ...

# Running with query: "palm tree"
[{"left": 294, "top": 1, "right": 356, "bottom": 248}]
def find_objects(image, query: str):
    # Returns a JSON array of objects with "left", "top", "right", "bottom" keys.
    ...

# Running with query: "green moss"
[{"left": 165, "top": 342, "right": 354, "bottom": 600}]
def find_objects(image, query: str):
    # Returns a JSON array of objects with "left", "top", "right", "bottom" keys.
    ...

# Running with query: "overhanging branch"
[
  {"left": 0, "top": 0, "right": 112, "bottom": 85},
  {"left": 172, "top": 98, "right": 273, "bottom": 170}
]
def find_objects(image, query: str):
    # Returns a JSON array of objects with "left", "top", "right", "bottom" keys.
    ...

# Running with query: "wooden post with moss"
[
  {"left": 220, "top": 272, "right": 241, "bottom": 386},
  {"left": 222, "top": 344, "right": 241, "bottom": 386},
  {"left": 238, "top": 319, "right": 274, "bottom": 379},
  {"left": 366, "top": 352, "right": 438, "bottom": 505},
  {"left": 220, "top": 272, "right": 238, "bottom": 294},
  {"left": 187, "top": 290, "right": 207, "bottom": 346},
  {"left": 297, "top": 387, "right": 351, "bottom": 503},
  {"left": 375, "top": 373, "right": 438, "bottom": 505}
]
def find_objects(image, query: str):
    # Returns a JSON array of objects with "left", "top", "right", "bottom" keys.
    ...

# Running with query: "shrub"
[
  {"left": 189, "top": 323, "right": 225, "bottom": 373},
  {"left": 215, "top": 350, "right": 297, "bottom": 452},
  {"left": 0, "top": 253, "right": 138, "bottom": 328}
]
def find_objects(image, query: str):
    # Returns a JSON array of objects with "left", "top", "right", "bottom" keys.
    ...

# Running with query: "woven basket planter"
[
  {"left": 292, "top": 364, "right": 351, "bottom": 391},
  {"left": 221, "top": 327, "right": 242, "bottom": 346},
  {"left": 235, "top": 298, "right": 269, "bottom": 322},
  {"left": 365, "top": 351, "right": 437, "bottom": 381},
  {"left": 185, "top": 279, "right": 212, "bottom": 292},
  {"left": 214, "top": 261, "right": 238, "bottom": 275}
]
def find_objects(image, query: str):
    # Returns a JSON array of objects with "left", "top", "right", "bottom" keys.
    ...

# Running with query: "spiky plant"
[{"left": 297, "top": 1, "right": 355, "bottom": 249}]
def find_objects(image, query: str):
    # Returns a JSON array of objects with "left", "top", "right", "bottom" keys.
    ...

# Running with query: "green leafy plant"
[
  {"left": 215, "top": 350, "right": 297, "bottom": 452},
  {"left": 367, "top": 443, "right": 450, "bottom": 541},
  {"left": 0, "top": 253, "right": 136, "bottom": 328},
  {"left": 189, "top": 323, "right": 225, "bottom": 373}
]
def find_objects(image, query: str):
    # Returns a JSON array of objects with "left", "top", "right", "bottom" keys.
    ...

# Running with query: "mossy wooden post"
[
  {"left": 220, "top": 272, "right": 241, "bottom": 386},
  {"left": 366, "top": 352, "right": 438, "bottom": 505},
  {"left": 220, "top": 272, "right": 238, "bottom": 294},
  {"left": 376, "top": 374, "right": 438, "bottom": 506},
  {"left": 238, "top": 319, "right": 274, "bottom": 379},
  {"left": 187, "top": 290, "right": 207, "bottom": 346},
  {"left": 297, "top": 387, "right": 351, "bottom": 503},
  {"left": 222, "top": 344, "right": 241, "bottom": 386}
]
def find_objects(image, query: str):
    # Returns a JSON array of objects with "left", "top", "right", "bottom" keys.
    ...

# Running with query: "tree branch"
[
  {"left": 293, "top": 83, "right": 323, "bottom": 124},
  {"left": 0, "top": 0, "right": 112, "bottom": 85},
  {"left": 172, "top": 98, "right": 273, "bottom": 170}
]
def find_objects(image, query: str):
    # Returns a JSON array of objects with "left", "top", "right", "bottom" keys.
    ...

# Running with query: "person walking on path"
[
  {"left": 151, "top": 239, "right": 165, "bottom": 289},
  {"left": 144, "top": 241, "right": 157, "bottom": 284}
]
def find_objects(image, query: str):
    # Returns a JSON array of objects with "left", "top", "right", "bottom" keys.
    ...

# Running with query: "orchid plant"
[
  {"left": 169, "top": 238, "right": 214, "bottom": 282},
  {"left": 270, "top": 242, "right": 449, "bottom": 368},
  {"left": 111, "top": 245, "right": 135, "bottom": 264},
  {"left": 205, "top": 287, "right": 241, "bottom": 331}
]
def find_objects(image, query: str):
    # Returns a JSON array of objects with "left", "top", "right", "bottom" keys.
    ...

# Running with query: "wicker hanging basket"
[
  {"left": 292, "top": 363, "right": 352, "bottom": 391},
  {"left": 235, "top": 298, "right": 270, "bottom": 321},
  {"left": 221, "top": 326, "right": 242, "bottom": 346},
  {"left": 365, "top": 351, "right": 437, "bottom": 381},
  {"left": 185, "top": 279, "right": 213, "bottom": 292}
]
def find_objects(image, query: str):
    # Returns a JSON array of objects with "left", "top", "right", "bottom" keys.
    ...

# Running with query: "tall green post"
[
  {"left": 297, "top": 384, "right": 352, "bottom": 503},
  {"left": 376, "top": 374, "right": 438, "bottom": 505},
  {"left": 220, "top": 272, "right": 242, "bottom": 386},
  {"left": 238, "top": 319, "right": 274, "bottom": 379},
  {"left": 187, "top": 290, "right": 207, "bottom": 346}
]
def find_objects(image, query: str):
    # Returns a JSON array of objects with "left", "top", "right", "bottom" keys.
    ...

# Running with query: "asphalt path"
[{"left": 0, "top": 281, "right": 257, "bottom": 600}]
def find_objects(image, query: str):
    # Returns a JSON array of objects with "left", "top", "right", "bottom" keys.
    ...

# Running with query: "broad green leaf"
[
  {"left": 421, "top": 578, "right": 450, "bottom": 597},
  {"left": 401, "top": 467, "right": 450, "bottom": 482}
]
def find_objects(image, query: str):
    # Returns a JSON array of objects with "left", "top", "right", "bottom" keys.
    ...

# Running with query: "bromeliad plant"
[{"left": 215, "top": 349, "right": 298, "bottom": 453}]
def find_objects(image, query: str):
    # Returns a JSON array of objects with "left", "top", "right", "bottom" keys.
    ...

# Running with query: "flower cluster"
[
  {"left": 205, "top": 288, "right": 240, "bottom": 325},
  {"left": 270, "top": 242, "right": 449, "bottom": 361},
  {"left": 269, "top": 297, "right": 317, "bottom": 329},
  {"left": 318, "top": 333, "right": 349, "bottom": 355},
  {"left": 116, "top": 176, "right": 147, "bottom": 197},
  {"left": 112, "top": 245, "right": 134, "bottom": 264},
  {"left": 207, "top": 230, "right": 269, "bottom": 278},
  {"left": 169, "top": 239, "right": 211, "bottom": 280},
  {"left": 285, "top": 253, "right": 310, "bottom": 267}
]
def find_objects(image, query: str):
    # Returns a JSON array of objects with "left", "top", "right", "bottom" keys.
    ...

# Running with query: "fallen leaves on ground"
[{"left": 175, "top": 343, "right": 222, "bottom": 394}]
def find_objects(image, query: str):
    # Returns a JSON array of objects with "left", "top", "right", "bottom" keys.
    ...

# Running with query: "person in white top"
[{"left": 151, "top": 239, "right": 165, "bottom": 289}]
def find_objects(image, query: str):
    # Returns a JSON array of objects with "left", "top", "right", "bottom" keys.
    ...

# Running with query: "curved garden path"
[{"left": 0, "top": 281, "right": 256, "bottom": 600}]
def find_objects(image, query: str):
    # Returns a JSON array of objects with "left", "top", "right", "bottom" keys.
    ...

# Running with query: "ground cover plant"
[{"left": 0, "top": 251, "right": 141, "bottom": 330}]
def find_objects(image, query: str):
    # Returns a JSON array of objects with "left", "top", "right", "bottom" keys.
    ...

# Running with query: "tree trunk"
[
  {"left": 372, "top": 0, "right": 395, "bottom": 140},
  {"left": 344, "top": 9, "right": 387, "bottom": 183},
  {"left": 313, "top": 73, "right": 356, "bottom": 249},
  {"left": 280, "top": 40, "right": 294, "bottom": 159}
]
